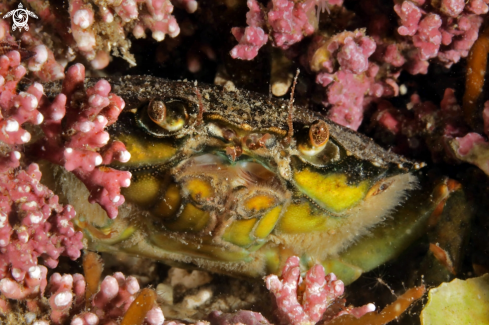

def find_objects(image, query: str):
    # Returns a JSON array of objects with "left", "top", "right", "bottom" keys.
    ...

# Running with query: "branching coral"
[
  {"left": 264, "top": 256, "right": 375, "bottom": 325},
  {"left": 0, "top": 251, "right": 164, "bottom": 324},
  {"left": 207, "top": 256, "right": 423, "bottom": 325},
  {"left": 0, "top": 163, "right": 83, "bottom": 279},
  {"left": 32, "top": 63, "right": 131, "bottom": 219},
  {"left": 231, "top": 0, "right": 330, "bottom": 61},
  {"left": 0, "top": 51, "right": 85, "bottom": 299},
  {"left": 1, "top": 0, "right": 197, "bottom": 75}
]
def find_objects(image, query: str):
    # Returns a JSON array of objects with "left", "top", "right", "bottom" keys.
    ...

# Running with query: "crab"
[{"left": 43, "top": 76, "right": 469, "bottom": 285}]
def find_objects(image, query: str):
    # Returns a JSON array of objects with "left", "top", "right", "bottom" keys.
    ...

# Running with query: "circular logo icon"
[{"left": 3, "top": 3, "right": 38, "bottom": 32}]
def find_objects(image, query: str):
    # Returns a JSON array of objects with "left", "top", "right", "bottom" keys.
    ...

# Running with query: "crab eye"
[
  {"left": 136, "top": 98, "right": 189, "bottom": 137},
  {"left": 147, "top": 100, "right": 166, "bottom": 125},
  {"left": 298, "top": 120, "right": 330, "bottom": 156},
  {"left": 310, "top": 120, "right": 329, "bottom": 147}
]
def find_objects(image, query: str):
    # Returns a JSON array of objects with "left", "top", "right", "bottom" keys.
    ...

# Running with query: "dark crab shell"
[{"left": 43, "top": 75, "right": 416, "bottom": 169}]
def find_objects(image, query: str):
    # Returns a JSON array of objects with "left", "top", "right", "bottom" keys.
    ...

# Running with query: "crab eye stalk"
[
  {"left": 136, "top": 98, "right": 189, "bottom": 137},
  {"left": 298, "top": 120, "right": 330, "bottom": 156},
  {"left": 310, "top": 120, "right": 329, "bottom": 147},
  {"left": 147, "top": 100, "right": 166, "bottom": 125}
]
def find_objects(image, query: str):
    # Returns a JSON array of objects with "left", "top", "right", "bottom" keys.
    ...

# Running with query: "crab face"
[{"left": 57, "top": 76, "right": 452, "bottom": 284}]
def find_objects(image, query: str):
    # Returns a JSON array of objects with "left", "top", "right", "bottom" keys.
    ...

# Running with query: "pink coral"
[
  {"left": 0, "top": 265, "right": 48, "bottom": 301},
  {"left": 0, "top": 162, "right": 85, "bottom": 321},
  {"left": 393, "top": 0, "right": 483, "bottom": 69},
  {"left": 78, "top": 272, "right": 163, "bottom": 325},
  {"left": 230, "top": 27, "right": 269, "bottom": 60},
  {"left": 1, "top": 0, "right": 196, "bottom": 72},
  {"left": 46, "top": 273, "right": 86, "bottom": 323},
  {"left": 0, "top": 49, "right": 84, "bottom": 286},
  {"left": 324, "top": 71, "right": 370, "bottom": 130},
  {"left": 0, "top": 5, "right": 65, "bottom": 82},
  {"left": 1, "top": 266, "right": 164, "bottom": 324},
  {"left": 394, "top": 1, "right": 423, "bottom": 36},
  {"left": 230, "top": 0, "right": 268, "bottom": 60},
  {"left": 20, "top": 34, "right": 66, "bottom": 82},
  {"left": 306, "top": 30, "right": 376, "bottom": 130},
  {"left": 0, "top": 45, "right": 150, "bottom": 324},
  {"left": 1, "top": 48, "right": 129, "bottom": 221},
  {"left": 264, "top": 256, "right": 375, "bottom": 325},
  {"left": 34, "top": 63, "right": 131, "bottom": 219},
  {"left": 69, "top": 0, "right": 97, "bottom": 57},
  {"left": 0, "top": 51, "right": 42, "bottom": 145},
  {"left": 267, "top": 0, "right": 317, "bottom": 49},
  {"left": 231, "top": 0, "right": 334, "bottom": 60},
  {"left": 0, "top": 164, "right": 83, "bottom": 276}
]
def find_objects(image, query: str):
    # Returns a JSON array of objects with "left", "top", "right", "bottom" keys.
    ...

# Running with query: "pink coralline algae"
[
  {"left": 0, "top": 51, "right": 129, "bottom": 238},
  {"left": 392, "top": 0, "right": 483, "bottom": 70},
  {"left": 308, "top": 30, "right": 377, "bottom": 130},
  {"left": 0, "top": 51, "right": 42, "bottom": 146},
  {"left": 0, "top": 48, "right": 83, "bottom": 324},
  {"left": 0, "top": 267, "right": 164, "bottom": 325},
  {"left": 227, "top": 0, "right": 489, "bottom": 179},
  {"left": 267, "top": 0, "right": 317, "bottom": 49},
  {"left": 231, "top": 0, "right": 339, "bottom": 60},
  {"left": 0, "top": 172, "right": 81, "bottom": 318},
  {"left": 206, "top": 256, "right": 377, "bottom": 325},
  {"left": 65, "top": 0, "right": 187, "bottom": 65},
  {"left": 264, "top": 256, "right": 375, "bottom": 325},
  {"left": 0, "top": 46, "right": 146, "bottom": 321},
  {"left": 0, "top": 0, "right": 197, "bottom": 75},
  {"left": 0, "top": 11, "right": 65, "bottom": 83},
  {"left": 230, "top": 0, "right": 269, "bottom": 61},
  {"left": 0, "top": 163, "right": 83, "bottom": 280},
  {"left": 33, "top": 63, "right": 132, "bottom": 219},
  {"left": 73, "top": 273, "right": 164, "bottom": 325},
  {"left": 0, "top": 49, "right": 85, "bottom": 293},
  {"left": 230, "top": 0, "right": 487, "bottom": 137}
]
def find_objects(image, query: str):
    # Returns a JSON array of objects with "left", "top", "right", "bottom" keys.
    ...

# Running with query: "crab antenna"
[
  {"left": 287, "top": 68, "right": 300, "bottom": 143},
  {"left": 194, "top": 86, "right": 205, "bottom": 126}
]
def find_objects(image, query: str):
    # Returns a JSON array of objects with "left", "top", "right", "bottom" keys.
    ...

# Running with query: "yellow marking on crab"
[
  {"left": 255, "top": 206, "right": 282, "bottom": 239},
  {"left": 294, "top": 169, "right": 369, "bottom": 213},
  {"left": 163, "top": 203, "right": 210, "bottom": 232},
  {"left": 185, "top": 178, "right": 214, "bottom": 202},
  {"left": 244, "top": 195, "right": 276, "bottom": 213},
  {"left": 223, "top": 218, "right": 258, "bottom": 247},
  {"left": 114, "top": 134, "right": 177, "bottom": 165},
  {"left": 122, "top": 176, "right": 160, "bottom": 207},
  {"left": 276, "top": 202, "right": 329, "bottom": 233},
  {"left": 152, "top": 183, "right": 181, "bottom": 219}
]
